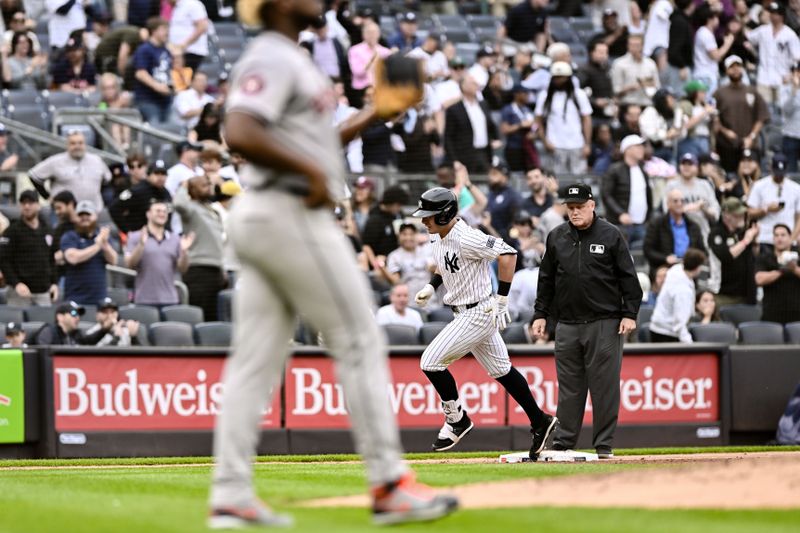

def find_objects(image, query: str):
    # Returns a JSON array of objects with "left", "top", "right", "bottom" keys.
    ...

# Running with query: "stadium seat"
[
  {"left": 46, "top": 91, "right": 88, "bottom": 108},
  {"left": 785, "top": 322, "right": 800, "bottom": 344},
  {"left": 738, "top": 321, "right": 785, "bottom": 345},
  {"left": 419, "top": 322, "right": 448, "bottom": 345},
  {"left": 217, "top": 289, "right": 234, "bottom": 322},
  {"left": 162, "top": 304, "right": 204, "bottom": 325},
  {"left": 428, "top": 307, "right": 455, "bottom": 323},
  {"left": 501, "top": 322, "right": 528, "bottom": 344},
  {"left": 0, "top": 306, "right": 25, "bottom": 324},
  {"left": 382, "top": 324, "right": 419, "bottom": 345},
  {"left": 638, "top": 322, "right": 652, "bottom": 342},
  {"left": 1, "top": 89, "right": 46, "bottom": 110},
  {"left": 638, "top": 305, "right": 654, "bottom": 325},
  {"left": 455, "top": 42, "right": 480, "bottom": 65},
  {"left": 442, "top": 29, "right": 475, "bottom": 43},
  {"left": 719, "top": 304, "right": 762, "bottom": 326},
  {"left": 689, "top": 323, "right": 737, "bottom": 343},
  {"left": 435, "top": 14, "right": 470, "bottom": 29},
  {"left": 195, "top": 322, "right": 232, "bottom": 347},
  {"left": 474, "top": 27, "right": 499, "bottom": 43},
  {"left": 106, "top": 287, "right": 131, "bottom": 307},
  {"left": 149, "top": 321, "right": 195, "bottom": 347},
  {"left": 118, "top": 305, "right": 161, "bottom": 326},
  {"left": 24, "top": 306, "right": 56, "bottom": 324},
  {"left": 466, "top": 14, "right": 500, "bottom": 29}
]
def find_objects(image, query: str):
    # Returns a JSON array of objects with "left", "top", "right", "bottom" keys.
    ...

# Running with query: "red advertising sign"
[
  {"left": 285, "top": 356, "right": 506, "bottom": 429},
  {"left": 509, "top": 354, "right": 720, "bottom": 425},
  {"left": 53, "top": 356, "right": 280, "bottom": 431}
]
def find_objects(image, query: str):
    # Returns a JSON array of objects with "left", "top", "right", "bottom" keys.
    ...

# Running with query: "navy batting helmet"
[{"left": 412, "top": 187, "right": 458, "bottom": 225}]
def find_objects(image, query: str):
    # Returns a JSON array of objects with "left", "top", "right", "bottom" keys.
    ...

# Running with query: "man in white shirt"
[
  {"left": 407, "top": 34, "right": 449, "bottom": 83},
  {"left": 693, "top": 5, "right": 734, "bottom": 96},
  {"left": 747, "top": 153, "right": 800, "bottom": 248},
  {"left": 375, "top": 284, "right": 424, "bottom": 333},
  {"left": 166, "top": 140, "right": 204, "bottom": 234},
  {"left": 168, "top": 0, "right": 209, "bottom": 71},
  {"left": 610, "top": 34, "right": 661, "bottom": 106},
  {"left": 746, "top": 2, "right": 800, "bottom": 105},
  {"left": 643, "top": 0, "right": 673, "bottom": 56},
  {"left": 173, "top": 71, "right": 215, "bottom": 128},
  {"left": 46, "top": 0, "right": 86, "bottom": 49},
  {"left": 649, "top": 248, "right": 707, "bottom": 343},
  {"left": 435, "top": 57, "right": 466, "bottom": 108},
  {"left": 467, "top": 46, "right": 496, "bottom": 90},
  {"left": 381, "top": 223, "right": 439, "bottom": 308}
]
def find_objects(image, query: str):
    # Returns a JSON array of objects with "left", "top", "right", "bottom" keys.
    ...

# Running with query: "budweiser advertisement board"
[
  {"left": 509, "top": 354, "right": 720, "bottom": 425},
  {"left": 285, "top": 357, "right": 506, "bottom": 429},
  {"left": 53, "top": 356, "right": 280, "bottom": 431}
]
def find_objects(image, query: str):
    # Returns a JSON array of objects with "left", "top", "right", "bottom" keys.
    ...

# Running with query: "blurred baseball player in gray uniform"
[
  {"left": 208, "top": 0, "right": 456, "bottom": 527},
  {"left": 412, "top": 188, "right": 558, "bottom": 459}
]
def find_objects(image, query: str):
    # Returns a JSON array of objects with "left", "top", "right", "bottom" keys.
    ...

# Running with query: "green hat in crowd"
[{"left": 684, "top": 79, "right": 709, "bottom": 94}]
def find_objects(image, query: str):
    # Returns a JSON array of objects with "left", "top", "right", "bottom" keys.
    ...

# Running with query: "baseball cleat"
[
  {"left": 596, "top": 448, "right": 615, "bottom": 459},
  {"left": 372, "top": 471, "right": 459, "bottom": 525},
  {"left": 529, "top": 414, "right": 559, "bottom": 460},
  {"left": 432, "top": 414, "right": 474, "bottom": 451},
  {"left": 208, "top": 502, "right": 294, "bottom": 529}
]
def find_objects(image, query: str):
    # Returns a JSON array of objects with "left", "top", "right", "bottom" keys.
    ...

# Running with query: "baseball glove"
[{"left": 373, "top": 54, "right": 425, "bottom": 120}]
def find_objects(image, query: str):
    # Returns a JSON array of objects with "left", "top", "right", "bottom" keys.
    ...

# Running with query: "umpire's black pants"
[{"left": 553, "top": 319, "right": 623, "bottom": 451}]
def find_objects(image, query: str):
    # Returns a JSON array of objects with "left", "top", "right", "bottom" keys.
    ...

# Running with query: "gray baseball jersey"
[{"left": 226, "top": 32, "right": 348, "bottom": 200}]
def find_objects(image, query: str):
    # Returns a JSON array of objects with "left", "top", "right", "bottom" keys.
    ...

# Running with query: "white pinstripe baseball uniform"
[{"left": 420, "top": 219, "right": 517, "bottom": 378}]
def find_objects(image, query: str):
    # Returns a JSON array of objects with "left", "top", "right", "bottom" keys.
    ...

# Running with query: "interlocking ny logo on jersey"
[{"left": 444, "top": 252, "right": 460, "bottom": 273}]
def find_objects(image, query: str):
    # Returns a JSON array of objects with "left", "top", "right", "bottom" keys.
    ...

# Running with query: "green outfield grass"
[{"left": 2, "top": 447, "right": 799, "bottom": 532}]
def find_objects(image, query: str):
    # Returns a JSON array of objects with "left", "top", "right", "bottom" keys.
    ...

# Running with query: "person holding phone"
[{"left": 747, "top": 153, "right": 800, "bottom": 252}]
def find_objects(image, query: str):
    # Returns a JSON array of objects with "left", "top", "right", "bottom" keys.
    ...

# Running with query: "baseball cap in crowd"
[
  {"left": 680, "top": 152, "right": 699, "bottom": 165},
  {"left": 511, "top": 82, "right": 528, "bottom": 94},
  {"left": 0, "top": 123, "right": 7, "bottom": 136},
  {"left": 550, "top": 61, "right": 573, "bottom": 77},
  {"left": 698, "top": 152, "right": 720, "bottom": 166},
  {"left": 381, "top": 185, "right": 409, "bottom": 205},
  {"left": 64, "top": 37, "right": 82, "bottom": 51},
  {"left": 18, "top": 189, "right": 39, "bottom": 203},
  {"left": 398, "top": 222, "right": 418, "bottom": 233},
  {"left": 477, "top": 46, "right": 495, "bottom": 59},
  {"left": 767, "top": 1, "right": 785, "bottom": 16},
  {"left": 56, "top": 301, "right": 85, "bottom": 316},
  {"left": 97, "top": 297, "right": 118, "bottom": 311},
  {"left": 219, "top": 180, "right": 242, "bottom": 199},
  {"left": 354, "top": 176, "right": 375, "bottom": 190},
  {"left": 491, "top": 157, "right": 510, "bottom": 176},
  {"left": 150, "top": 159, "right": 168, "bottom": 173},
  {"left": 401, "top": 12, "right": 417, "bottom": 23},
  {"left": 76, "top": 200, "right": 96, "bottom": 216},
  {"left": 5, "top": 322, "right": 22, "bottom": 336},
  {"left": 741, "top": 148, "right": 756, "bottom": 160},
  {"left": 721, "top": 197, "right": 748, "bottom": 215},
  {"left": 449, "top": 56, "right": 465, "bottom": 69},
  {"left": 109, "top": 162, "right": 128, "bottom": 177},
  {"left": 684, "top": 79, "right": 708, "bottom": 94},
  {"left": 176, "top": 140, "right": 203, "bottom": 155},
  {"left": 603, "top": 8, "right": 618, "bottom": 17},
  {"left": 562, "top": 183, "right": 594, "bottom": 204},
  {"left": 620, "top": 134, "right": 645, "bottom": 154},
  {"left": 773, "top": 153, "right": 788, "bottom": 175},
  {"left": 724, "top": 55, "right": 744, "bottom": 69}
]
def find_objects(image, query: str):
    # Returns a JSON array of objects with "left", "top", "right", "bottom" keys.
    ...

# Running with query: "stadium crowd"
[{"left": 1, "top": 0, "right": 800, "bottom": 346}]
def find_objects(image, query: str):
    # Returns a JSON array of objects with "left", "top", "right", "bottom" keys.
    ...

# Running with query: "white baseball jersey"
[{"left": 431, "top": 219, "right": 517, "bottom": 306}]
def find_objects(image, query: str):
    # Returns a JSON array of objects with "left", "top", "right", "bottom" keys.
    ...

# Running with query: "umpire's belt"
[{"left": 450, "top": 302, "right": 478, "bottom": 314}]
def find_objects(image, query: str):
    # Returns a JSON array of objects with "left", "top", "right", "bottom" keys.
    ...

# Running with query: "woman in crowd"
[
  {"left": 350, "top": 175, "right": 376, "bottom": 236},
  {"left": 733, "top": 148, "right": 761, "bottom": 199},
  {"left": 1, "top": 31, "right": 46, "bottom": 89},
  {"left": 590, "top": 122, "right": 614, "bottom": 174},
  {"left": 640, "top": 88, "right": 680, "bottom": 163},
  {"left": 676, "top": 80, "right": 714, "bottom": 158},
  {"left": 190, "top": 103, "right": 223, "bottom": 144},
  {"left": 694, "top": 290, "right": 721, "bottom": 324}
]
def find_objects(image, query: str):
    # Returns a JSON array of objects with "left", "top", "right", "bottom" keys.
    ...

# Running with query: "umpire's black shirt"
[{"left": 534, "top": 214, "right": 642, "bottom": 324}]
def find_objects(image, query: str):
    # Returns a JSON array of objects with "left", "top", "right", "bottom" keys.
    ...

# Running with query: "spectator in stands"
[
  {"left": 166, "top": 140, "right": 203, "bottom": 196},
  {"left": 125, "top": 200, "right": 191, "bottom": 308},
  {"left": 110, "top": 159, "right": 171, "bottom": 233},
  {"left": 37, "top": 301, "right": 111, "bottom": 346},
  {"left": 173, "top": 71, "right": 214, "bottom": 128},
  {"left": 0, "top": 123, "right": 18, "bottom": 171},
  {"left": 128, "top": 0, "right": 161, "bottom": 28},
  {"left": 94, "top": 23, "right": 144, "bottom": 77},
  {"left": 693, "top": 290, "right": 721, "bottom": 324},
  {"left": 593, "top": 8, "right": 629, "bottom": 58},
  {"left": 780, "top": 62, "right": 800, "bottom": 172},
  {"left": 522, "top": 43, "right": 575, "bottom": 95},
  {"left": 644, "top": 0, "right": 673, "bottom": 56},
  {"left": 486, "top": 161, "right": 522, "bottom": 241},
  {"left": 435, "top": 56, "right": 466, "bottom": 108},
  {"left": 214, "top": 180, "right": 241, "bottom": 284},
  {"left": 2, "top": 10, "right": 39, "bottom": 52},
  {"left": 2, "top": 322, "right": 26, "bottom": 348},
  {"left": 90, "top": 297, "right": 142, "bottom": 346},
  {"left": 733, "top": 149, "right": 760, "bottom": 200},
  {"left": 707, "top": 197, "right": 759, "bottom": 306},
  {"left": 627, "top": 1, "right": 645, "bottom": 35},
  {"left": 359, "top": 88, "right": 395, "bottom": 171},
  {"left": 377, "top": 223, "right": 437, "bottom": 307},
  {"left": 645, "top": 188, "right": 706, "bottom": 273},
  {"left": 61, "top": 201, "right": 117, "bottom": 306},
  {"left": 747, "top": 2, "right": 800, "bottom": 106},
  {"left": 387, "top": 12, "right": 420, "bottom": 54},
  {"left": 133, "top": 17, "right": 173, "bottom": 125},
  {"left": 521, "top": 168, "right": 556, "bottom": 225},
  {"left": 362, "top": 184, "right": 408, "bottom": 258},
  {"left": 167, "top": 0, "right": 209, "bottom": 71},
  {"left": 190, "top": 102, "right": 222, "bottom": 143},
  {"left": 756, "top": 223, "right": 800, "bottom": 324},
  {"left": 1, "top": 30, "right": 47, "bottom": 89},
  {"left": 394, "top": 106, "right": 439, "bottom": 174},
  {"left": 580, "top": 41, "right": 615, "bottom": 120},
  {"left": 504, "top": 0, "right": 548, "bottom": 51},
  {"left": 173, "top": 175, "right": 224, "bottom": 320},
  {"left": 537, "top": 190, "right": 567, "bottom": 241},
  {"left": 170, "top": 51, "right": 193, "bottom": 92},
  {"left": 347, "top": 20, "right": 389, "bottom": 108},
  {"left": 640, "top": 88, "right": 680, "bottom": 162},
  {"left": 52, "top": 37, "right": 97, "bottom": 93},
  {"left": 643, "top": 264, "right": 668, "bottom": 305},
  {"left": 602, "top": 134, "right": 652, "bottom": 249},
  {"left": 692, "top": 4, "right": 734, "bottom": 96},
  {"left": 350, "top": 176, "right": 375, "bottom": 236},
  {"left": 611, "top": 33, "right": 660, "bottom": 106},
  {"left": 127, "top": 154, "right": 148, "bottom": 186},
  {"left": 376, "top": 284, "right": 423, "bottom": 333},
  {"left": 509, "top": 240, "right": 540, "bottom": 322},
  {"left": 590, "top": 123, "right": 614, "bottom": 175},
  {"left": 51, "top": 190, "right": 76, "bottom": 269},
  {"left": 500, "top": 84, "right": 536, "bottom": 172},
  {"left": 471, "top": 46, "right": 501, "bottom": 92},
  {"left": 29, "top": 130, "right": 111, "bottom": 209},
  {"left": 747, "top": 153, "right": 800, "bottom": 250},
  {"left": 443, "top": 75, "right": 498, "bottom": 173},
  {"left": 535, "top": 62, "right": 593, "bottom": 175},
  {"left": 0, "top": 189, "right": 58, "bottom": 306},
  {"left": 613, "top": 103, "right": 642, "bottom": 141},
  {"left": 662, "top": 152, "right": 720, "bottom": 239},
  {"left": 201, "top": 146, "right": 229, "bottom": 195},
  {"left": 46, "top": 0, "right": 86, "bottom": 50},
  {"left": 713, "top": 55, "right": 770, "bottom": 173},
  {"left": 98, "top": 73, "right": 133, "bottom": 148},
  {"left": 648, "top": 247, "right": 707, "bottom": 342},
  {"left": 676, "top": 80, "right": 714, "bottom": 158},
  {"left": 303, "top": 16, "right": 350, "bottom": 82},
  {"left": 407, "top": 33, "right": 448, "bottom": 83}
]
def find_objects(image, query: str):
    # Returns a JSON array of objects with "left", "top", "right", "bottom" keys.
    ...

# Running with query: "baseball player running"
[
  {"left": 412, "top": 187, "right": 558, "bottom": 459},
  {"left": 208, "top": 0, "right": 456, "bottom": 527}
]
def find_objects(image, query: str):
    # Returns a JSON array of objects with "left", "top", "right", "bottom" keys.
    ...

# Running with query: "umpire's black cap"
[{"left": 562, "top": 183, "right": 594, "bottom": 204}]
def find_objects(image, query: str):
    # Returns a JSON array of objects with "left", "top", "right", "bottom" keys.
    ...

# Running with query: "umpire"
[{"left": 531, "top": 183, "right": 642, "bottom": 458}]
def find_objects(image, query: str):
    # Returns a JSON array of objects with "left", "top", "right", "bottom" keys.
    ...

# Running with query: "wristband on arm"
[
  {"left": 497, "top": 280, "right": 511, "bottom": 296},
  {"left": 430, "top": 274, "right": 443, "bottom": 289}
]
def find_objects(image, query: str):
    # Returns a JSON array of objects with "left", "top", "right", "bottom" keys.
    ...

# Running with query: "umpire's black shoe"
[
  {"left": 432, "top": 414, "right": 474, "bottom": 451},
  {"left": 596, "top": 447, "right": 615, "bottom": 459},
  {"left": 529, "top": 414, "right": 559, "bottom": 460}
]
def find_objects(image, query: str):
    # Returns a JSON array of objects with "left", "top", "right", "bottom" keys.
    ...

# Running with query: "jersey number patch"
[{"left": 444, "top": 252, "right": 461, "bottom": 273}]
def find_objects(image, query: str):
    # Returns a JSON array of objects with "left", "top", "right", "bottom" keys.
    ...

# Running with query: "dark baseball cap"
[
  {"left": 97, "top": 297, "right": 118, "bottom": 311},
  {"left": 449, "top": 56, "right": 466, "bottom": 68},
  {"left": 150, "top": 159, "right": 168, "bottom": 173},
  {"left": 0, "top": 123, "right": 7, "bottom": 135},
  {"left": 490, "top": 157, "right": 510, "bottom": 176},
  {"left": 477, "top": 46, "right": 495, "bottom": 58},
  {"left": 562, "top": 183, "right": 594, "bottom": 204},
  {"left": 768, "top": 1, "right": 785, "bottom": 15},
  {"left": 679, "top": 152, "right": 699, "bottom": 165},
  {"left": 56, "top": 301, "right": 85, "bottom": 316},
  {"left": 5, "top": 322, "right": 22, "bottom": 335},
  {"left": 19, "top": 189, "right": 39, "bottom": 203},
  {"left": 381, "top": 184, "right": 409, "bottom": 205},
  {"left": 773, "top": 153, "right": 788, "bottom": 173},
  {"left": 721, "top": 197, "right": 747, "bottom": 215},
  {"left": 176, "top": 140, "right": 203, "bottom": 155},
  {"left": 401, "top": 12, "right": 417, "bottom": 23}
]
